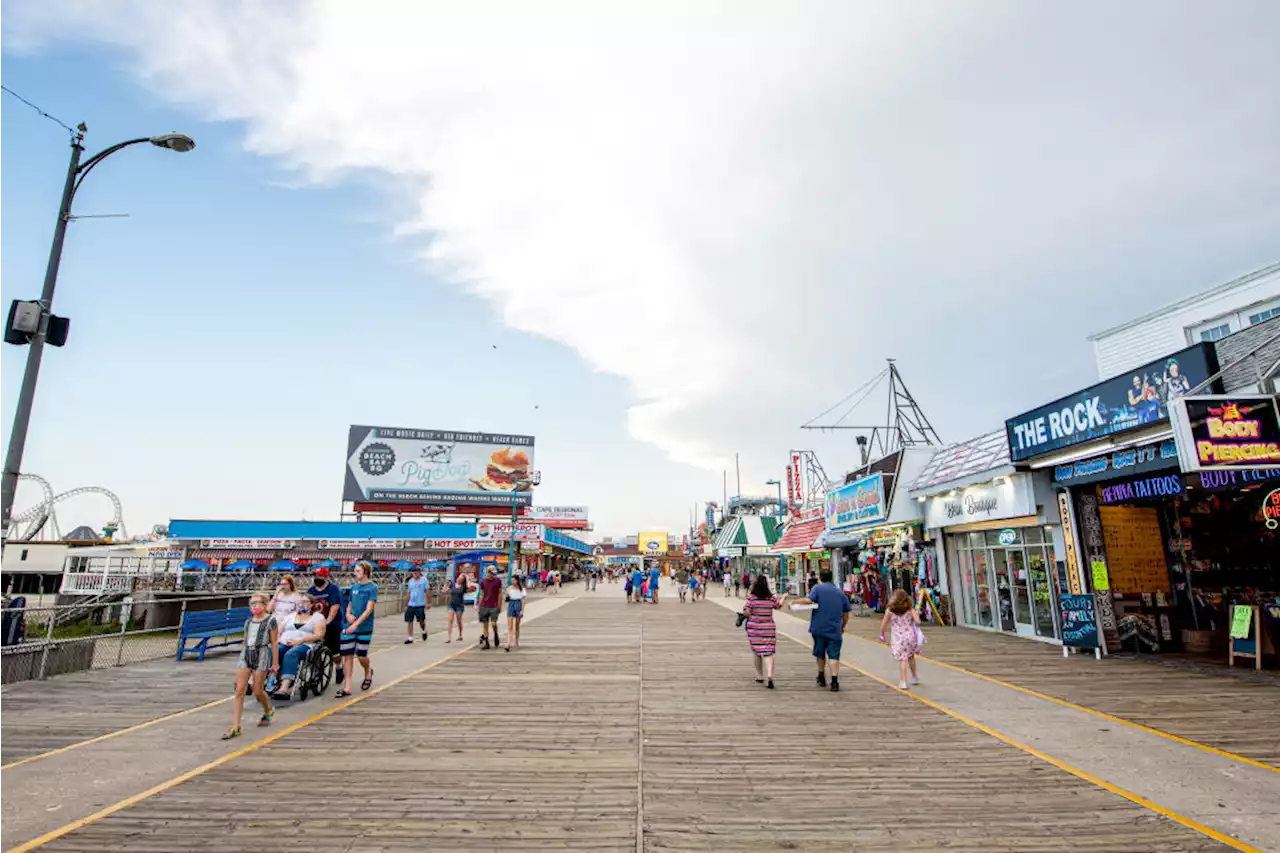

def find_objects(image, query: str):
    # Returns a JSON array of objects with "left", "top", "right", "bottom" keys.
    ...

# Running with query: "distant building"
[{"left": 1089, "top": 261, "right": 1280, "bottom": 381}]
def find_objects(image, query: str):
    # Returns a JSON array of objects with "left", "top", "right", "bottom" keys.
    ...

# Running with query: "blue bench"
[{"left": 177, "top": 607, "right": 252, "bottom": 661}]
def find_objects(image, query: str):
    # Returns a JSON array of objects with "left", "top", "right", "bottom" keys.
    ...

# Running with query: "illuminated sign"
[
  {"left": 1264, "top": 488, "right": 1280, "bottom": 531},
  {"left": 826, "top": 474, "right": 887, "bottom": 531},
  {"left": 1098, "top": 473, "right": 1184, "bottom": 504},
  {"left": 1171, "top": 395, "right": 1280, "bottom": 472},
  {"left": 997, "top": 529, "right": 1018, "bottom": 546}
]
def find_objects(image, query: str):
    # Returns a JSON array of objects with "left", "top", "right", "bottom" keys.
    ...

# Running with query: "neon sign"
[{"left": 1264, "top": 488, "right": 1280, "bottom": 531}]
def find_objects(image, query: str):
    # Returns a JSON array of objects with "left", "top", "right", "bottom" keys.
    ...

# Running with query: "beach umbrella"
[
  {"left": 268, "top": 559, "right": 300, "bottom": 571},
  {"left": 225, "top": 559, "right": 256, "bottom": 571},
  {"left": 389, "top": 559, "right": 417, "bottom": 571},
  {"left": 311, "top": 559, "right": 341, "bottom": 569},
  {"left": 179, "top": 559, "right": 209, "bottom": 571}
]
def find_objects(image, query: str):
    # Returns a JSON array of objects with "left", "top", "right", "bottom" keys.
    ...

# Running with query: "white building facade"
[{"left": 1089, "top": 262, "right": 1280, "bottom": 381}]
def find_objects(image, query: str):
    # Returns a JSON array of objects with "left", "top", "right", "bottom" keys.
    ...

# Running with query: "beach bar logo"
[{"left": 827, "top": 473, "right": 887, "bottom": 531}]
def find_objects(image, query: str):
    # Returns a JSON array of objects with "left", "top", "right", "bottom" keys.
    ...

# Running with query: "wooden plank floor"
[
  {"left": 0, "top": 609, "right": 441, "bottom": 764},
  {"left": 842, "top": 615, "right": 1280, "bottom": 767},
  {"left": 37, "top": 598, "right": 1229, "bottom": 852}
]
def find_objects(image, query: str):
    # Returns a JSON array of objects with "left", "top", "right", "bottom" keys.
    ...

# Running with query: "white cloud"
[{"left": 7, "top": 0, "right": 1280, "bottom": 495}]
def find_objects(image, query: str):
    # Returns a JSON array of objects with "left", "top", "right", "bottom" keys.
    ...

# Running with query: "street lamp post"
[
  {"left": 0, "top": 130, "right": 195, "bottom": 540},
  {"left": 766, "top": 478, "right": 786, "bottom": 592},
  {"left": 507, "top": 470, "right": 540, "bottom": 583}
]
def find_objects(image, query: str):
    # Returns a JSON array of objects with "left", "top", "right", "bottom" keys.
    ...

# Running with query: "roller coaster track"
[{"left": 9, "top": 480, "right": 127, "bottom": 542}]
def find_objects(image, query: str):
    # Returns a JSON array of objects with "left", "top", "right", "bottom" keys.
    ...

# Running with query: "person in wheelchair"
[{"left": 271, "top": 594, "right": 327, "bottom": 700}]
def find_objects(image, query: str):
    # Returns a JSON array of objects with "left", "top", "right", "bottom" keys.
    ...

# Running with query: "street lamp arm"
[{"left": 72, "top": 138, "right": 151, "bottom": 200}]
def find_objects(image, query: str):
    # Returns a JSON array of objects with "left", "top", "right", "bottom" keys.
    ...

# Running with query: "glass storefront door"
[
  {"left": 1006, "top": 548, "right": 1033, "bottom": 636},
  {"left": 952, "top": 528, "right": 1059, "bottom": 640}
]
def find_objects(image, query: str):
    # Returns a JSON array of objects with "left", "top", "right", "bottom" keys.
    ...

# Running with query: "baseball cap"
[{"left": 314, "top": 567, "right": 331, "bottom": 578}]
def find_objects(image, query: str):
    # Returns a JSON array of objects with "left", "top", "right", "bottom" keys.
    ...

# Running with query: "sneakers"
[
  {"left": 479, "top": 636, "right": 490, "bottom": 650},
  {"left": 422, "top": 631, "right": 429, "bottom": 641},
  {"left": 908, "top": 676, "right": 920, "bottom": 686},
  {"left": 816, "top": 673, "right": 827, "bottom": 688},
  {"left": 404, "top": 638, "right": 414, "bottom": 645},
  {"left": 830, "top": 677, "right": 840, "bottom": 693},
  {"left": 898, "top": 680, "right": 908, "bottom": 689}
]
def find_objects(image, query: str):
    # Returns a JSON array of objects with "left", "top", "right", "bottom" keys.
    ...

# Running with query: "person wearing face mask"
[
  {"left": 307, "top": 567, "right": 345, "bottom": 685},
  {"left": 271, "top": 594, "right": 327, "bottom": 699},
  {"left": 336, "top": 561, "right": 378, "bottom": 697},
  {"left": 223, "top": 593, "right": 278, "bottom": 739}
]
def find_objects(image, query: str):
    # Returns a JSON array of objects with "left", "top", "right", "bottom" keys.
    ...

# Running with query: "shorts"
[
  {"left": 478, "top": 606, "right": 500, "bottom": 623},
  {"left": 237, "top": 647, "right": 273, "bottom": 673},
  {"left": 507, "top": 600, "right": 524, "bottom": 619},
  {"left": 811, "top": 633, "right": 843, "bottom": 661},
  {"left": 340, "top": 633, "right": 373, "bottom": 658},
  {"left": 448, "top": 604, "right": 466, "bottom": 614},
  {"left": 323, "top": 627, "right": 342, "bottom": 655},
  {"left": 404, "top": 605, "right": 427, "bottom": 623}
]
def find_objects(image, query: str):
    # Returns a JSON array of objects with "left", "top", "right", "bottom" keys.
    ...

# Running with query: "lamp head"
[{"left": 149, "top": 133, "right": 196, "bottom": 153}]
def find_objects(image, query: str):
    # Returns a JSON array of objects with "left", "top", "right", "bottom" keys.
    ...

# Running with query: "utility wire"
[
  {"left": 801, "top": 367, "right": 888, "bottom": 427},
  {"left": 1, "top": 85, "right": 79, "bottom": 138}
]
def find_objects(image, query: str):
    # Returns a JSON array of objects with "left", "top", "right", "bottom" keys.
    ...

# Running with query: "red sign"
[
  {"left": 790, "top": 452, "right": 803, "bottom": 507},
  {"left": 1264, "top": 488, "right": 1280, "bottom": 531}
]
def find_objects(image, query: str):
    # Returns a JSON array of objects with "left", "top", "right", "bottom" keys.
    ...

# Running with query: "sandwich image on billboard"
[{"left": 344, "top": 425, "right": 535, "bottom": 507}]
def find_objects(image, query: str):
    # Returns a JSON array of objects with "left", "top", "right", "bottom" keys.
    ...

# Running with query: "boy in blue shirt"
[{"left": 404, "top": 567, "right": 430, "bottom": 644}]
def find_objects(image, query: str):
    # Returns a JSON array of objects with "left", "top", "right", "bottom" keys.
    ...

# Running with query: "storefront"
[
  {"left": 1004, "top": 342, "right": 1227, "bottom": 654},
  {"left": 768, "top": 513, "right": 828, "bottom": 583},
  {"left": 823, "top": 447, "right": 937, "bottom": 610},
  {"left": 713, "top": 515, "right": 781, "bottom": 580},
  {"left": 911, "top": 430, "right": 1063, "bottom": 641}
]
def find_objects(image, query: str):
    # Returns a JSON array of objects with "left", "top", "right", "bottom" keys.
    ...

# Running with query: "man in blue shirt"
[
  {"left": 403, "top": 567, "right": 431, "bottom": 644},
  {"left": 792, "top": 569, "right": 852, "bottom": 692},
  {"left": 630, "top": 567, "right": 644, "bottom": 604},
  {"left": 307, "top": 567, "right": 345, "bottom": 683},
  {"left": 648, "top": 564, "right": 661, "bottom": 604}
]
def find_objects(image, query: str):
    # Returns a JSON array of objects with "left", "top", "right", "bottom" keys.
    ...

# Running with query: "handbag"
[
  {"left": 914, "top": 625, "right": 928, "bottom": 647},
  {"left": 735, "top": 611, "right": 748, "bottom": 628}
]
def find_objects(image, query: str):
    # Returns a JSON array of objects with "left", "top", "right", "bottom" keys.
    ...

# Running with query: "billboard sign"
[
  {"left": 525, "top": 506, "right": 589, "bottom": 528},
  {"left": 344, "top": 426, "right": 535, "bottom": 506},
  {"left": 200, "top": 538, "right": 295, "bottom": 549},
  {"left": 638, "top": 532, "right": 669, "bottom": 554},
  {"left": 1005, "top": 343, "right": 1217, "bottom": 462},
  {"left": 1169, "top": 395, "right": 1280, "bottom": 472},
  {"left": 826, "top": 474, "right": 887, "bottom": 532},
  {"left": 476, "top": 522, "right": 543, "bottom": 543},
  {"left": 319, "top": 539, "right": 406, "bottom": 550}
]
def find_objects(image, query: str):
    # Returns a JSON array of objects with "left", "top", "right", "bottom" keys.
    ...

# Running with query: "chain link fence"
[{"left": 1, "top": 572, "right": 417, "bottom": 685}]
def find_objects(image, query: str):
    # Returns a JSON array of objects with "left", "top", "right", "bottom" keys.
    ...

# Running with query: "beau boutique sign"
[{"left": 924, "top": 474, "right": 1037, "bottom": 530}]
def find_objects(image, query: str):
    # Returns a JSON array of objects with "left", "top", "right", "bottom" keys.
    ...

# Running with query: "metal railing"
[{"left": 1, "top": 575, "right": 417, "bottom": 685}]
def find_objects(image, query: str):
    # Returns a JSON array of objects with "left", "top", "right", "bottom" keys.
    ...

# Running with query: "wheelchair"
[{"left": 269, "top": 642, "right": 335, "bottom": 702}]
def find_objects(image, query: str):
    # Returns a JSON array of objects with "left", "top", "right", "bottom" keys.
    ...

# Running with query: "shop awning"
[
  {"left": 769, "top": 517, "right": 826, "bottom": 554},
  {"left": 189, "top": 549, "right": 281, "bottom": 560},
  {"left": 714, "top": 515, "right": 781, "bottom": 554}
]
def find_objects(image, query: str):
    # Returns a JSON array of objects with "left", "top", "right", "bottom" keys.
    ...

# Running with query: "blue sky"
[
  {"left": 1, "top": 38, "right": 719, "bottom": 539},
  {"left": 4, "top": 2, "right": 1279, "bottom": 542}
]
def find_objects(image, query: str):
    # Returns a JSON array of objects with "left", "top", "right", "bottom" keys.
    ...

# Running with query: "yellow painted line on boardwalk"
[
  {"left": 841, "top": 630, "right": 1280, "bottom": 775},
  {"left": 5, "top": 642, "right": 475, "bottom": 853},
  {"left": 1, "top": 638, "right": 406, "bottom": 772},
  {"left": 777, "top": 632, "right": 1264, "bottom": 853}
]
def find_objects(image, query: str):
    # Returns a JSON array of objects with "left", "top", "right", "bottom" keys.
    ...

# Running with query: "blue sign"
[
  {"left": 1006, "top": 343, "right": 1218, "bottom": 462},
  {"left": 1052, "top": 439, "right": 1180, "bottom": 486},
  {"left": 997, "top": 529, "right": 1018, "bottom": 546},
  {"left": 1060, "top": 593, "right": 1099, "bottom": 649},
  {"left": 1098, "top": 472, "right": 1185, "bottom": 504},
  {"left": 826, "top": 474, "right": 887, "bottom": 531}
]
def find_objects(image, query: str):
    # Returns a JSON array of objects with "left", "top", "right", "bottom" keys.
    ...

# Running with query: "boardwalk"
[{"left": 8, "top": 595, "right": 1262, "bottom": 852}]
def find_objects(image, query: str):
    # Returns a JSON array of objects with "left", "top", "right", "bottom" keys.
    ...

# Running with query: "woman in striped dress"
[{"left": 744, "top": 574, "right": 788, "bottom": 688}]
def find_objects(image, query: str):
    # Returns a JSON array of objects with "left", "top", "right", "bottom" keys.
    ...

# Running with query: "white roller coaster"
[{"left": 9, "top": 474, "right": 127, "bottom": 542}]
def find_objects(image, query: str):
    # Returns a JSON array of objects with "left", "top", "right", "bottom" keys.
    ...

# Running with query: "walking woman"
[
  {"left": 336, "top": 561, "right": 377, "bottom": 697},
  {"left": 505, "top": 575, "right": 527, "bottom": 651},
  {"left": 446, "top": 572, "right": 469, "bottom": 643},
  {"left": 223, "top": 593, "right": 278, "bottom": 739},
  {"left": 744, "top": 574, "right": 788, "bottom": 688}
]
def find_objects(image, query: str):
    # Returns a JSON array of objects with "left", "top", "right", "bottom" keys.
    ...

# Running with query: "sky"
[{"left": 3, "top": 0, "right": 1279, "bottom": 542}]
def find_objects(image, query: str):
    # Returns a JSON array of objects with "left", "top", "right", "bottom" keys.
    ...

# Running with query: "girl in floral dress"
[{"left": 879, "top": 588, "right": 921, "bottom": 689}]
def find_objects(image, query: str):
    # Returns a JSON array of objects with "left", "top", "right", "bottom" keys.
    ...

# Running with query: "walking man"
[
  {"left": 648, "top": 562, "right": 661, "bottom": 604},
  {"left": 477, "top": 567, "right": 503, "bottom": 650},
  {"left": 722, "top": 570, "right": 733, "bottom": 597},
  {"left": 676, "top": 565, "right": 689, "bottom": 602},
  {"left": 631, "top": 565, "right": 645, "bottom": 603},
  {"left": 306, "top": 567, "right": 344, "bottom": 685},
  {"left": 791, "top": 569, "right": 851, "bottom": 692},
  {"left": 403, "top": 566, "right": 430, "bottom": 644}
]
